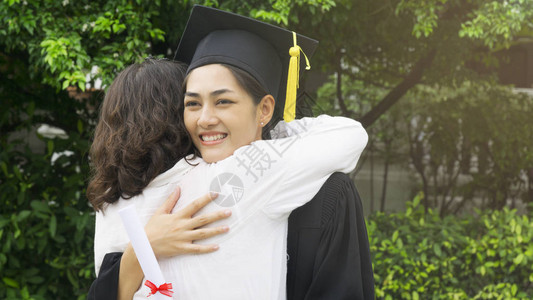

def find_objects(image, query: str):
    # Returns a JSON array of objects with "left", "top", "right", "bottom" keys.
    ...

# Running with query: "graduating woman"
[{"left": 89, "top": 5, "right": 374, "bottom": 300}]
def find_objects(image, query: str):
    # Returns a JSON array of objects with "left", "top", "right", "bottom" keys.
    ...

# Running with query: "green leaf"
[
  {"left": 0, "top": 161, "right": 8, "bottom": 177},
  {"left": 62, "top": 79, "right": 70, "bottom": 90},
  {"left": 513, "top": 253, "right": 524, "bottom": 265},
  {"left": 27, "top": 275, "right": 44, "bottom": 284},
  {"left": 433, "top": 244, "right": 442, "bottom": 257},
  {"left": 47, "top": 140, "right": 54, "bottom": 155},
  {"left": 31, "top": 200, "right": 51, "bottom": 214},
  {"left": 21, "top": 286, "right": 30, "bottom": 298},
  {"left": 112, "top": 23, "right": 124, "bottom": 33},
  {"left": 49, "top": 215, "right": 57, "bottom": 237},
  {"left": 77, "top": 119, "right": 84, "bottom": 134},
  {"left": 12, "top": 165, "right": 22, "bottom": 180},
  {"left": 392, "top": 230, "right": 399, "bottom": 242},
  {"left": 396, "top": 238, "right": 404, "bottom": 248},
  {"left": 17, "top": 191, "right": 25, "bottom": 205},
  {"left": 2, "top": 277, "right": 19, "bottom": 288},
  {"left": 17, "top": 210, "right": 31, "bottom": 222},
  {"left": 412, "top": 192, "right": 422, "bottom": 207},
  {"left": 412, "top": 291, "right": 419, "bottom": 300},
  {"left": 67, "top": 268, "right": 79, "bottom": 289}
]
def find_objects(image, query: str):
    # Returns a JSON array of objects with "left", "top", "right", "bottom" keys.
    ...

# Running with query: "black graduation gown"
[
  {"left": 88, "top": 172, "right": 374, "bottom": 299},
  {"left": 286, "top": 172, "right": 374, "bottom": 300}
]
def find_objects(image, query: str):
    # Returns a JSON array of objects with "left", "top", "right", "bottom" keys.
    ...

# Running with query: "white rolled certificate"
[{"left": 119, "top": 205, "right": 173, "bottom": 299}]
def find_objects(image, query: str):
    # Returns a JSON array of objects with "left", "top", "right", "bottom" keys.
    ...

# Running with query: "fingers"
[
  {"left": 181, "top": 243, "right": 220, "bottom": 254},
  {"left": 154, "top": 186, "right": 181, "bottom": 215},
  {"left": 185, "top": 226, "right": 230, "bottom": 240},
  {"left": 156, "top": 186, "right": 181, "bottom": 215},
  {"left": 190, "top": 209, "right": 232, "bottom": 228},
  {"left": 177, "top": 192, "right": 218, "bottom": 217}
]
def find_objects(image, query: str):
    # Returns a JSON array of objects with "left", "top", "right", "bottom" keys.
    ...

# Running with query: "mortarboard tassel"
[{"left": 284, "top": 32, "right": 311, "bottom": 122}]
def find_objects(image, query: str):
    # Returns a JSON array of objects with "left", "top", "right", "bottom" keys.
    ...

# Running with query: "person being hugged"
[{"left": 91, "top": 5, "right": 369, "bottom": 300}]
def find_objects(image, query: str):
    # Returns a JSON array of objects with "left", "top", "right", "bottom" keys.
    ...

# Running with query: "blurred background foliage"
[
  {"left": 1, "top": 0, "right": 532, "bottom": 298},
  {"left": 368, "top": 196, "right": 533, "bottom": 299}
]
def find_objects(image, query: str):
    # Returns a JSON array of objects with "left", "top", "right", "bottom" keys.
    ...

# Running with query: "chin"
[{"left": 202, "top": 151, "right": 231, "bottom": 163}]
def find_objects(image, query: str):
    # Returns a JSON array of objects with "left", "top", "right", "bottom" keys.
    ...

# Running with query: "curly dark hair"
[{"left": 87, "top": 58, "right": 194, "bottom": 211}]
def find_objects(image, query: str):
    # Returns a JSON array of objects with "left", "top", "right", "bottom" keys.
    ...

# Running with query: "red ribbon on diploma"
[{"left": 145, "top": 280, "right": 174, "bottom": 297}]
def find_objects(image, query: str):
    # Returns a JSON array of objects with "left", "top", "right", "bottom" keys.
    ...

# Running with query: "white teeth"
[{"left": 202, "top": 134, "right": 226, "bottom": 142}]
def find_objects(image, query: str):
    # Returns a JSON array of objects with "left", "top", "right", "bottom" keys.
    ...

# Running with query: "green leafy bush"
[
  {"left": 0, "top": 64, "right": 97, "bottom": 298},
  {"left": 368, "top": 194, "right": 533, "bottom": 299},
  {"left": 0, "top": 131, "right": 95, "bottom": 300},
  {"left": 0, "top": 137, "right": 94, "bottom": 300}
]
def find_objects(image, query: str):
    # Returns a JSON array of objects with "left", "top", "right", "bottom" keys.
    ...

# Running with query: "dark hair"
[
  {"left": 222, "top": 64, "right": 279, "bottom": 139},
  {"left": 87, "top": 58, "right": 194, "bottom": 211},
  {"left": 220, "top": 64, "right": 268, "bottom": 105}
]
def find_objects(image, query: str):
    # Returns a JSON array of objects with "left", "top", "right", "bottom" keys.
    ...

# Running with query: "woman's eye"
[
  {"left": 185, "top": 101, "right": 200, "bottom": 107},
  {"left": 217, "top": 99, "right": 234, "bottom": 105}
]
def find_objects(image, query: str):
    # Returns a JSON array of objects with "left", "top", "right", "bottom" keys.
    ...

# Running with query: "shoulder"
[
  {"left": 288, "top": 172, "right": 355, "bottom": 228},
  {"left": 147, "top": 156, "right": 199, "bottom": 188},
  {"left": 317, "top": 173, "right": 356, "bottom": 226}
]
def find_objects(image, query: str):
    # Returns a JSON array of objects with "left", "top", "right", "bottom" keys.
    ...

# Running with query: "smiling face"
[{"left": 184, "top": 64, "right": 274, "bottom": 163}]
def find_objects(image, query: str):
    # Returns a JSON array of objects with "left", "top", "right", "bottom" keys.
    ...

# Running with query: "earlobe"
[{"left": 259, "top": 94, "right": 275, "bottom": 125}]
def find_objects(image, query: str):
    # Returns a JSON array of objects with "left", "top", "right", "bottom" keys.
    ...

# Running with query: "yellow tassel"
[
  {"left": 284, "top": 32, "right": 311, "bottom": 123},
  {"left": 284, "top": 46, "right": 299, "bottom": 122}
]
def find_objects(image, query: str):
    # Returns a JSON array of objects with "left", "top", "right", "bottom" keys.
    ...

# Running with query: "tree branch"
[
  {"left": 336, "top": 51, "right": 356, "bottom": 118},
  {"left": 360, "top": 48, "right": 437, "bottom": 128}
]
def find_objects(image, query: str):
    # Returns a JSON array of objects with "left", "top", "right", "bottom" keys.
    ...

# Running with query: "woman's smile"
[
  {"left": 200, "top": 132, "right": 228, "bottom": 145},
  {"left": 184, "top": 64, "right": 263, "bottom": 163}
]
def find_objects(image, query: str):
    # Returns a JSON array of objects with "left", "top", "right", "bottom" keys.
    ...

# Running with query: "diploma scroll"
[{"left": 119, "top": 205, "right": 173, "bottom": 299}]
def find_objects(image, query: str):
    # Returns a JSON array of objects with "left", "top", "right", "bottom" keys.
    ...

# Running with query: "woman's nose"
[{"left": 197, "top": 106, "right": 218, "bottom": 128}]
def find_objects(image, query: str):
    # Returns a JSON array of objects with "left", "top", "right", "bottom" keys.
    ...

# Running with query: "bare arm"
[
  {"left": 117, "top": 245, "right": 143, "bottom": 300},
  {"left": 117, "top": 187, "right": 231, "bottom": 300}
]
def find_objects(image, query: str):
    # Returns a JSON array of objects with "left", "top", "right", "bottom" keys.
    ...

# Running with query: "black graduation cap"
[{"left": 174, "top": 5, "right": 318, "bottom": 122}]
